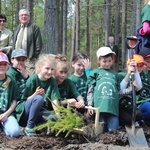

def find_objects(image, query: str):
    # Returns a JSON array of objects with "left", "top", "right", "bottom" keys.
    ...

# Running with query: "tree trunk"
[
  {"left": 62, "top": 0, "right": 67, "bottom": 55},
  {"left": 136, "top": 0, "right": 141, "bottom": 28},
  {"left": 121, "top": 0, "right": 127, "bottom": 71},
  {"left": 75, "top": 0, "right": 80, "bottom": 52},
  {"left": 104, "top": 0, "right": 111, "bottom": 45},
  {"left": 71, "top": 1, "right": 76, "bottom": 61},
  {"left": 43, "top": 0, "right": 58, "bottom": 54},
  {"left": 26, "top": 0, "right": 34, "bottom": 21},
  {"left": 85, "top": 0, "right": 90, "bottom": 57},
  {"left": 129, "top": 0, "right": 136, "bottom": 36},
  {"left": 114, "top": 0, "right": 120, "bottom": 46}
]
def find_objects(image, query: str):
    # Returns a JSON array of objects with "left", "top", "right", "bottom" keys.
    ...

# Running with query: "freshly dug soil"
[{"left": 1, "top": 125, "right": 150, "bottom": 150}]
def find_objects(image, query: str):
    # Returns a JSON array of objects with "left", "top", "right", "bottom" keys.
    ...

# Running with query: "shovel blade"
[{"left": 125, "top": 126, "right": 148, "bottom": 148}]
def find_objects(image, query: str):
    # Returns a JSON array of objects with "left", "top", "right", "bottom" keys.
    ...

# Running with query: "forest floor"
[{"left": 1, "top": 124, "right": 150, "bottom": 150}]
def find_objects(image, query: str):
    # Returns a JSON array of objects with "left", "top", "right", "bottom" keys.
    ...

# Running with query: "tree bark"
[
  {"left": 105, "top": 0, "right": 111, "bottom": 45},
  {"left": 85, "top": 0, "right": 90, "bottom": 57},
  {"left": 121, "top": 0, "right": 127, "bottom": 70},
  {"left": 43, "top": 0, "right": 58, "bottom": 54},
  {"left": 75, "top": 0, "right": 80, "bottom": 52},
  {"left": 62, "top": 0, "right": 67, "bottom": 55},
  {"left": 26, "top": 0, "right": 34, "bottom": 21}
]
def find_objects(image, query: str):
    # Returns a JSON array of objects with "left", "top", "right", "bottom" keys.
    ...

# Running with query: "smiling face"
[
  {"left": 54, "top": 62, "right": 68, "bottom": 85},
  {"left": 98, "top": 56, "right": 113, "bottom": 69},
  {"left": 72, "top": 58, "right": 85, "bottom": 76},
  {"left": 19, "top": 10, "right": 30, "bottom": 25},
  {"left": 0, "top": 61, "right": 8, "bottom": 78},
  {"left": 38, "top": 62, "right": 54, "bottom": 81},
  {"left": 0, "top": 18, "right": 6, "bottom": 30}
]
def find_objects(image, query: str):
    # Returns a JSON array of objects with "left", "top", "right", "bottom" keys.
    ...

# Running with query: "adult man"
[
  {"left": 107, "top": 36, "right": 120, "bottom": 72},
  {"left": 13, "top": 9, "right": 43, "bottom": 75},
  {"left": 0, "top": 14, "right": 13, "bottom": 58}
]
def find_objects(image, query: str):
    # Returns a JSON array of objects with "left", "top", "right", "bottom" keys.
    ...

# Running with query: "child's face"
[
  {"left": 137, "top": 63, "right": 144, "bottom": 73},
  {"left": 98, "top": 56, "right": 113, "bottom": 69},
  {"left": 54, "top": 66, "right": 67, "bottom": 85},
  {"left": 0, "top": 61, "right": 8, "bottom": 75},
  {"left": 72, "top": 59, "right": 85, "bottom": 76},
  {"left": 39, "top": 62, "right": 54, "bottom": 80},
  {"left": 11, "top": 56, "right": 26, "bottom": 69},
  {"left": 144, "top": 56, "right": 150, "bottom": 71}
]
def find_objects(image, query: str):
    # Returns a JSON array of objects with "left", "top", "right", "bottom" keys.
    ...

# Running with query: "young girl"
[
  {"left": 69, "top": 52, "right": 91, "bottom": 104},
  {"left": 118, "top": 55, "right": 143, "bottom": 126},
  {"left": 21, "top": 54, "right": 61, "bottom": 136},
  {"left": 0, "top": 52, "right": 20, "bottom": 137},
  {"left": 134, "top": 54, "right": 150, "bottom": 126},
  {"left": 54, "top": 54, "right": 84, "bottom": 108}
]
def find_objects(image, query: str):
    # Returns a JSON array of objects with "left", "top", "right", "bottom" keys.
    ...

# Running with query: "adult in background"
[
  {"left": 107, "top": 36, "right": 120, "bottom": 72},
  {"left": 13, "top": 9, "right": 43, "bottom": 75},
  {"left": 0, "top": 14, "right": 13, "bottom": 59}
]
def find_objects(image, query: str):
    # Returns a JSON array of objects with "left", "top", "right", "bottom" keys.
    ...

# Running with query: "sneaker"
[{"left": 24, "top": 127, "right": 37, "bottom": 137}]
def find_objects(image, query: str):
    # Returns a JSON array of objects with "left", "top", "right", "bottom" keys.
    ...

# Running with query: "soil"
[{"left": 1, "top": 125, "right": 150, "bottom": 150}]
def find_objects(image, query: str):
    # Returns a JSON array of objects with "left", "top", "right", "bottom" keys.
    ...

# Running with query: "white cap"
[{"left": 96, "top": 47, "right": 116, "bottom": 58}]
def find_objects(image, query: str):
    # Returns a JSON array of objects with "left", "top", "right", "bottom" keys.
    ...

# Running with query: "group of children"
[{"left": 0, "top": 46, "right": 150, "bottom": 137}]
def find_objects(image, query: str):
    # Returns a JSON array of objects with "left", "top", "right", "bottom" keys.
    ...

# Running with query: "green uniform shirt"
[
  {"left": 0, "top": 76, "right": 19, "bottom": 114},
  {"left": 7, "top": 67, "right": 27, "bottom": 98},
  {"left": 15, "top": 74, "right": 60, "bottom": 122},
  {"left": 58, "top": 78, "right": 80, "bottom": 99},
  {"left": 136, "top": 71, "right": 150, "bottom": 107},
  {"left": 140, "top": 4, "right": 150, "bottom": 24},
  {"left": 69, "top": 73, "right": 87, "bottom": 102},
  {"left": 87, "top": 68, "right": 119, "bottom": 116}
]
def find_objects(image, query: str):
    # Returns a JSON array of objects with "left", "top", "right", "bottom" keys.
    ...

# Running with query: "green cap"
[{"left": 11, "top": 49, "right": 27, "bottom": 58}]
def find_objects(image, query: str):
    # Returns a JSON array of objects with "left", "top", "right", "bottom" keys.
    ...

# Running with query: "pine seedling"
[{"left": 34, "top": 97, "right": 85, "bottom": 137}]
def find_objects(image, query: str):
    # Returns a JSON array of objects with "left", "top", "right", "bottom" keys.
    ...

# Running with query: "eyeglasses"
[{"left": 0, "top": 20, "right": 6, "bottom": 23}]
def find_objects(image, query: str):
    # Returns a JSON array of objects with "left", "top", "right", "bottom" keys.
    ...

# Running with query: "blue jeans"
[
  {"left": 100, "top": 113, "right": 119, "bottom": 132},
  {"left": 20, "top": 95, "right": 55, "bottom": 128},
  {"left": 1, "top": 115, "right": 20, "bottom": 137},
  {"left": 139, "top": 101, "right": 150, "bottom": 122},
  {"left": 20, "top": 95, "right": 44, "bottom": 128}
]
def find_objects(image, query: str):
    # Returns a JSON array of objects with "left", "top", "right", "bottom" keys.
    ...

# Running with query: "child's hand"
[
  {"left": 67, "top": 99, "right": 77, "bottom": 107},
  {"left": 82, "top": 58, "right": 91, "bottom": 69},
  {"left": 87, "top": 108, "right": 93, "bottom": 117},
  {"left": 17, "top": 64, "right": 29, "bottom": 78},
  {"left": 75, "top": 100, "right": 85, "bottom": 108},
  {"left": 0, "top": 113, "right": 8, "bottom": 122},
  {"left": 127, "top": 60, "right": 137, "bottom": 74},
  {"left": 35, "top": 86, "right": 45, "bottom": 95}
]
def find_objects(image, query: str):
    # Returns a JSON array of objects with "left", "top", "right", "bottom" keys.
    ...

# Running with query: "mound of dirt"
[{"left": 0, "top": 125, "right": 150, "bottom": 150}]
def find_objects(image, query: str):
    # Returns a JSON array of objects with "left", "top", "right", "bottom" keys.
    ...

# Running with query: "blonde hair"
[
  {"left": 55, "top": 54, "right": 68, "bottom": 72},
  {"left": 35, "top": 53, "right": 55, "bottom": 74}
]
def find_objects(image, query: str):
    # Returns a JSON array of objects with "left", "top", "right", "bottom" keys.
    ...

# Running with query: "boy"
[
  {"left": 7, "top": 49, "right": 44, "bottom": 136},
  {"left": 87, "top": 47, "right": 120, "bottom": 132}
]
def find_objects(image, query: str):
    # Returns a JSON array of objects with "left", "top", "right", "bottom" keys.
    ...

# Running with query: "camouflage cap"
[{"left": 11, "top": 49, "right": 27, "bottom": 58}]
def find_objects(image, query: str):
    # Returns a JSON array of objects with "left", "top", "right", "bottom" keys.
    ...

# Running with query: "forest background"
[{"left": 0, "top": 0, "right": 144, "bottom": 72}]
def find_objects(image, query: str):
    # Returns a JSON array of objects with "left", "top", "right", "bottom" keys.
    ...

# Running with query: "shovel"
[{"left": 125, "top": 36, "right": 148, "bottom": 147}]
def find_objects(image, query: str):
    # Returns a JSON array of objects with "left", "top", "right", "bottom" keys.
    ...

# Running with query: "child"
[
  {"left": 87, "top": 47, "right": 119, "bottom": 132},
  {"left": 135, "top": 54, "right": 150, "bottom": 126},
  {"left": 54, "top": 54, "right": 85, "bottom": 108},
  {"left": 118, "top": 55, "right": 143, "bottom": 126},
  {"left": 0, "top": 52, "right": 20, "bottom": 137},
  {"left": 69, "top": 52, "right": 91, "bottom": 104},
  {"left": 135, "top": 0, "right": 150, "bottom": 57},
  {"left": 7, "top": 49, "right": 44, "bottom": 137},
  {"left": 19, "top": 54, "right": 61, "bottom": 136}
]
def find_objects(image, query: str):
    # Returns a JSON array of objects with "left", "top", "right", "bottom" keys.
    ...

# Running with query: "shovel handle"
[{"left": 85, "top": 106, "right": 100, "bottom": 130}]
